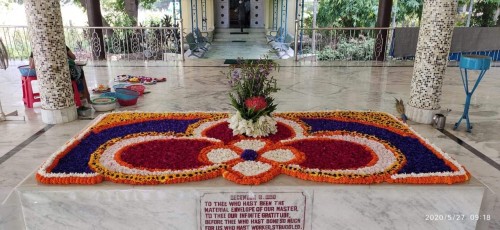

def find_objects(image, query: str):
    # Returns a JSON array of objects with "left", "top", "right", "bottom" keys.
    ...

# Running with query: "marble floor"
[
  {"left": 0, "top": 60, "right": 499, "bottom": 229},
  {"left": 203, "top": 41, "right": 273, "bottom": 60},
  {"left": 202, "top": 31, "right": 274, "bottom": 60}
]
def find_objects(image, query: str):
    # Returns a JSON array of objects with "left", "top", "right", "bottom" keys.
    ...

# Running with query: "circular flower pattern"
[
  {"left": 198, "top": 138, "right": 305, "bottom": 185},
  {"left": 241, "top": 149, "right": 259, "bottom": 161}
]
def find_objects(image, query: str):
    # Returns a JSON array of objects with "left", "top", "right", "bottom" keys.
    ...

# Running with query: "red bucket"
[
  {"left": 126, "top": 85, "right": 145, "bottom": 96},
  {"left": 115, "top": 88, "right": 140, "bottom": 101},
  {"left": 117, "top": 97, "right": 138, "bottom": 106}
]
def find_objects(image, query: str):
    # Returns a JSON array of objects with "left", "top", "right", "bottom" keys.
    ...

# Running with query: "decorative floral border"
[{"left": 36, "top": 111, "right": 470, "bottom": 185}]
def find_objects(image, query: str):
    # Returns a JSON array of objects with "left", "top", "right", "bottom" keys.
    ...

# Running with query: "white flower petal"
[
  {"left": 228, "top": 112, "right": 277, "bottom": 137},
  {"left": 207, "top": 148, "right": 240, "bottom": 163},
  {"left": 232, "top": 161, "right": 272, "bottom": 176},
  {"left": 234, "top": 140, "right": 267, "bottom": 151},
  {"left": 262, "top": 149, "right": 295, "bottom": 162}
]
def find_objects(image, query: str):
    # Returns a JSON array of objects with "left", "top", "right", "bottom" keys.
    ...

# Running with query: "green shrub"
[{"left": 317, "top": 37, "right": 375, "bottom": 61}]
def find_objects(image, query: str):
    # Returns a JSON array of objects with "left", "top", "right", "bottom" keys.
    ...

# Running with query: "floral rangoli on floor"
[{"left": 37, "top": 111, "right": 469, "bottom": 185}]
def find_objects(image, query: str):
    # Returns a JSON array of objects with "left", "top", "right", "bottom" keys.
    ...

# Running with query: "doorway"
[{"left": 229, "top": 0, "right": 250, "bottom": 28}]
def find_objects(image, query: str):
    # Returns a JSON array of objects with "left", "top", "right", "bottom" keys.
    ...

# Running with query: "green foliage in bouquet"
[{"left": 225, "top": 58, "right": 280, "bottom": 122}]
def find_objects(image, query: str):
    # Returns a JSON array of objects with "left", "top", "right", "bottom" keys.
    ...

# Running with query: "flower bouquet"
[{"left": 225, "top": 58, "right": 279, "bottom": 137}]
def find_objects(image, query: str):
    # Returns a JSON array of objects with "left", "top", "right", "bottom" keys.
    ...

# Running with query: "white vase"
[{"left": 228, "top": 112, "right": 278, "bottom": 138}]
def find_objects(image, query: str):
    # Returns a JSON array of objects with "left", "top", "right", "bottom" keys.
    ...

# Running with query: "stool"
[
  {"left": 21, "top": 75, "right": 40, "bottom": 108},
  {"left": 453, "top": 55, "right": 491, "bottom": 132},
  {"left": 21, "top": 76, "right": 82, "bottom": 108}
]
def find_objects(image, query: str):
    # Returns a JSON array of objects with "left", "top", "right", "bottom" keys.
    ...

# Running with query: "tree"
[
  {"left": 393, "top": 0, "right": 423, "bottom": 26},
  {"left": 85, "top": 0, "right": 106, "bottom": 59},
  {"left": 393, "top": 0, "right": 500, "bottom": 27},
  {"left": 3, "top": 0, "right": 163, "bottom": 27},
  {"left": 71, "top": 0, "right": 160, "bottom": 27},
  {"left": 471, "top": 0, "right": 500, "bottom": 27},
  {"left": 69, "top": 0, "right": 113, "bottom": 28},
  {"left": 104, "top": 0, "right": 159, "bottom": 26},
  {"left": 316, "top": 0, "right": 378, "bottom": 27},
  {"left": 374, "top": 0, "right": 393, "bottom": 61}
]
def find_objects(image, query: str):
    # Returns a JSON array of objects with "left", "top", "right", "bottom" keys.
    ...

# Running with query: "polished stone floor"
[
  {"left": 200, "top": 30, "right": 274, "bottom": 60},
  {"left": 0, "top": 60, "right": 499, "bottom": 229},
  {"left": 203, "top": 41, "right": 273, "bottom": 60}
]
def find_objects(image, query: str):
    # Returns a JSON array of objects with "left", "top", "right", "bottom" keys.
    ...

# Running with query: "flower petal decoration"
[
  {"left": 280, "top": 134, "right": 403, "bottom": 184},
  {"left": 36, "top": 112, "right": 227, "bottom": 185},
  {"left": 223, "top": 161, "right": 281, "bottom": 185},
  {"left": 36, "top": 111, "right": 469, "bottom": 185},
  {"left": 261, "top": 149, "right": 296, "bottom": 163},
  {"left": 233, "top": 139, "right": 267, "bottom": 151},
  {"left": 232, "top": 161, "right": 272, "bottom": 176},
  {"left": 197, "top": 121, "right": 305, "bottom": 185},
  {"left": 205, "top": 148, "right": 240, "bottom": 163},
  {"left": 89, "top": 134, "right": 224, "bottom": 185}
]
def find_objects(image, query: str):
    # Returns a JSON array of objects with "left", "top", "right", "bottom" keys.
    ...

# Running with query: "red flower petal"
[
  {"left": 244, "top": 96, "right": 267, "bottom": 111},
  {"left": 119, "top": 139, "right": 214, "bottom": 170},
  {"left": 287, "top": 139, "right": 375, "bottom": 170},
  {"left": 203, "top": 122, "right": 242, "bottom": 143},
  {"left": 266, "top": 122, "right": 295, "bottom": 142}
]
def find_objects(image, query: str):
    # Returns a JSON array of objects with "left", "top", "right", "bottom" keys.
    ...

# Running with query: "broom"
[{"left": 395, "top": 98, "right": 408, "bottom": 123}]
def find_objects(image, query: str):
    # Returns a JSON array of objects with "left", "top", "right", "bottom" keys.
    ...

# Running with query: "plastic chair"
[
  {"left": 453, "top": 55, "right": 491, "bottom": 132},
  {"left": 22, "top": 76, "right": 81, "bottom": 108}
]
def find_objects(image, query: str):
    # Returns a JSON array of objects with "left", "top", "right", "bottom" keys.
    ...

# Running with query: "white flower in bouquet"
[{"left": 229, "top": 112, "right": 278, "bottom": 137}]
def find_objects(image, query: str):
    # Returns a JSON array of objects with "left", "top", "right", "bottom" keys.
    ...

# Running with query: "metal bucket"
[{"left": 432, "top": 114, "right": 446, "bottom": 130}]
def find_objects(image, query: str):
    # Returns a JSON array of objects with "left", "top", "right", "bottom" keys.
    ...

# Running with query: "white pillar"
[
  {"left": 312, "top": 0, "right": 317, "bottom": 56},
  {"left": 406, "top": 0, "right": 457, "bottom": 124},
  {"left": 495, "top": 7, "right": 500, "bottom": 25},
  {"left": 466, "top": 0, "right": 474, "bottom": 27},
  {"left": 25, "top": 0, "right": 77, "bottom": 124}
]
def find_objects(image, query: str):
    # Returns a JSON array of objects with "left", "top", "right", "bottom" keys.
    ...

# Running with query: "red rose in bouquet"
[{"left": 244, "top": 96, "right": 268, "bottom": 111}]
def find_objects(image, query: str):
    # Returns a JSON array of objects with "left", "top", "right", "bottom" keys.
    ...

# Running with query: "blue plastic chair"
[{"left": 453, "top": 55, "right": 491, "bottom": 132}]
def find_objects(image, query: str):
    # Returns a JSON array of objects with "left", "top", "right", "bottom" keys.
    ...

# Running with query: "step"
[
  {"left": 214, "top": 28, "right": 266, "bottom": 33},
  {"left": 211, "top": 40, "right": 269, "bottom": 45},
  {"left": 214, "top": 35, "right": 265, "bottom": 41},
  {"left": 213, "top": 39, "right": 267, "bottom": 43},
  {"left": 213, "top": 32, "right": 266, "bottom": 41}
]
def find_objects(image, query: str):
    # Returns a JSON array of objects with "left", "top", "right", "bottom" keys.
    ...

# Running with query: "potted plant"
[{"left": 225, "top": 58, "right": 280, "bottom": 137}]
